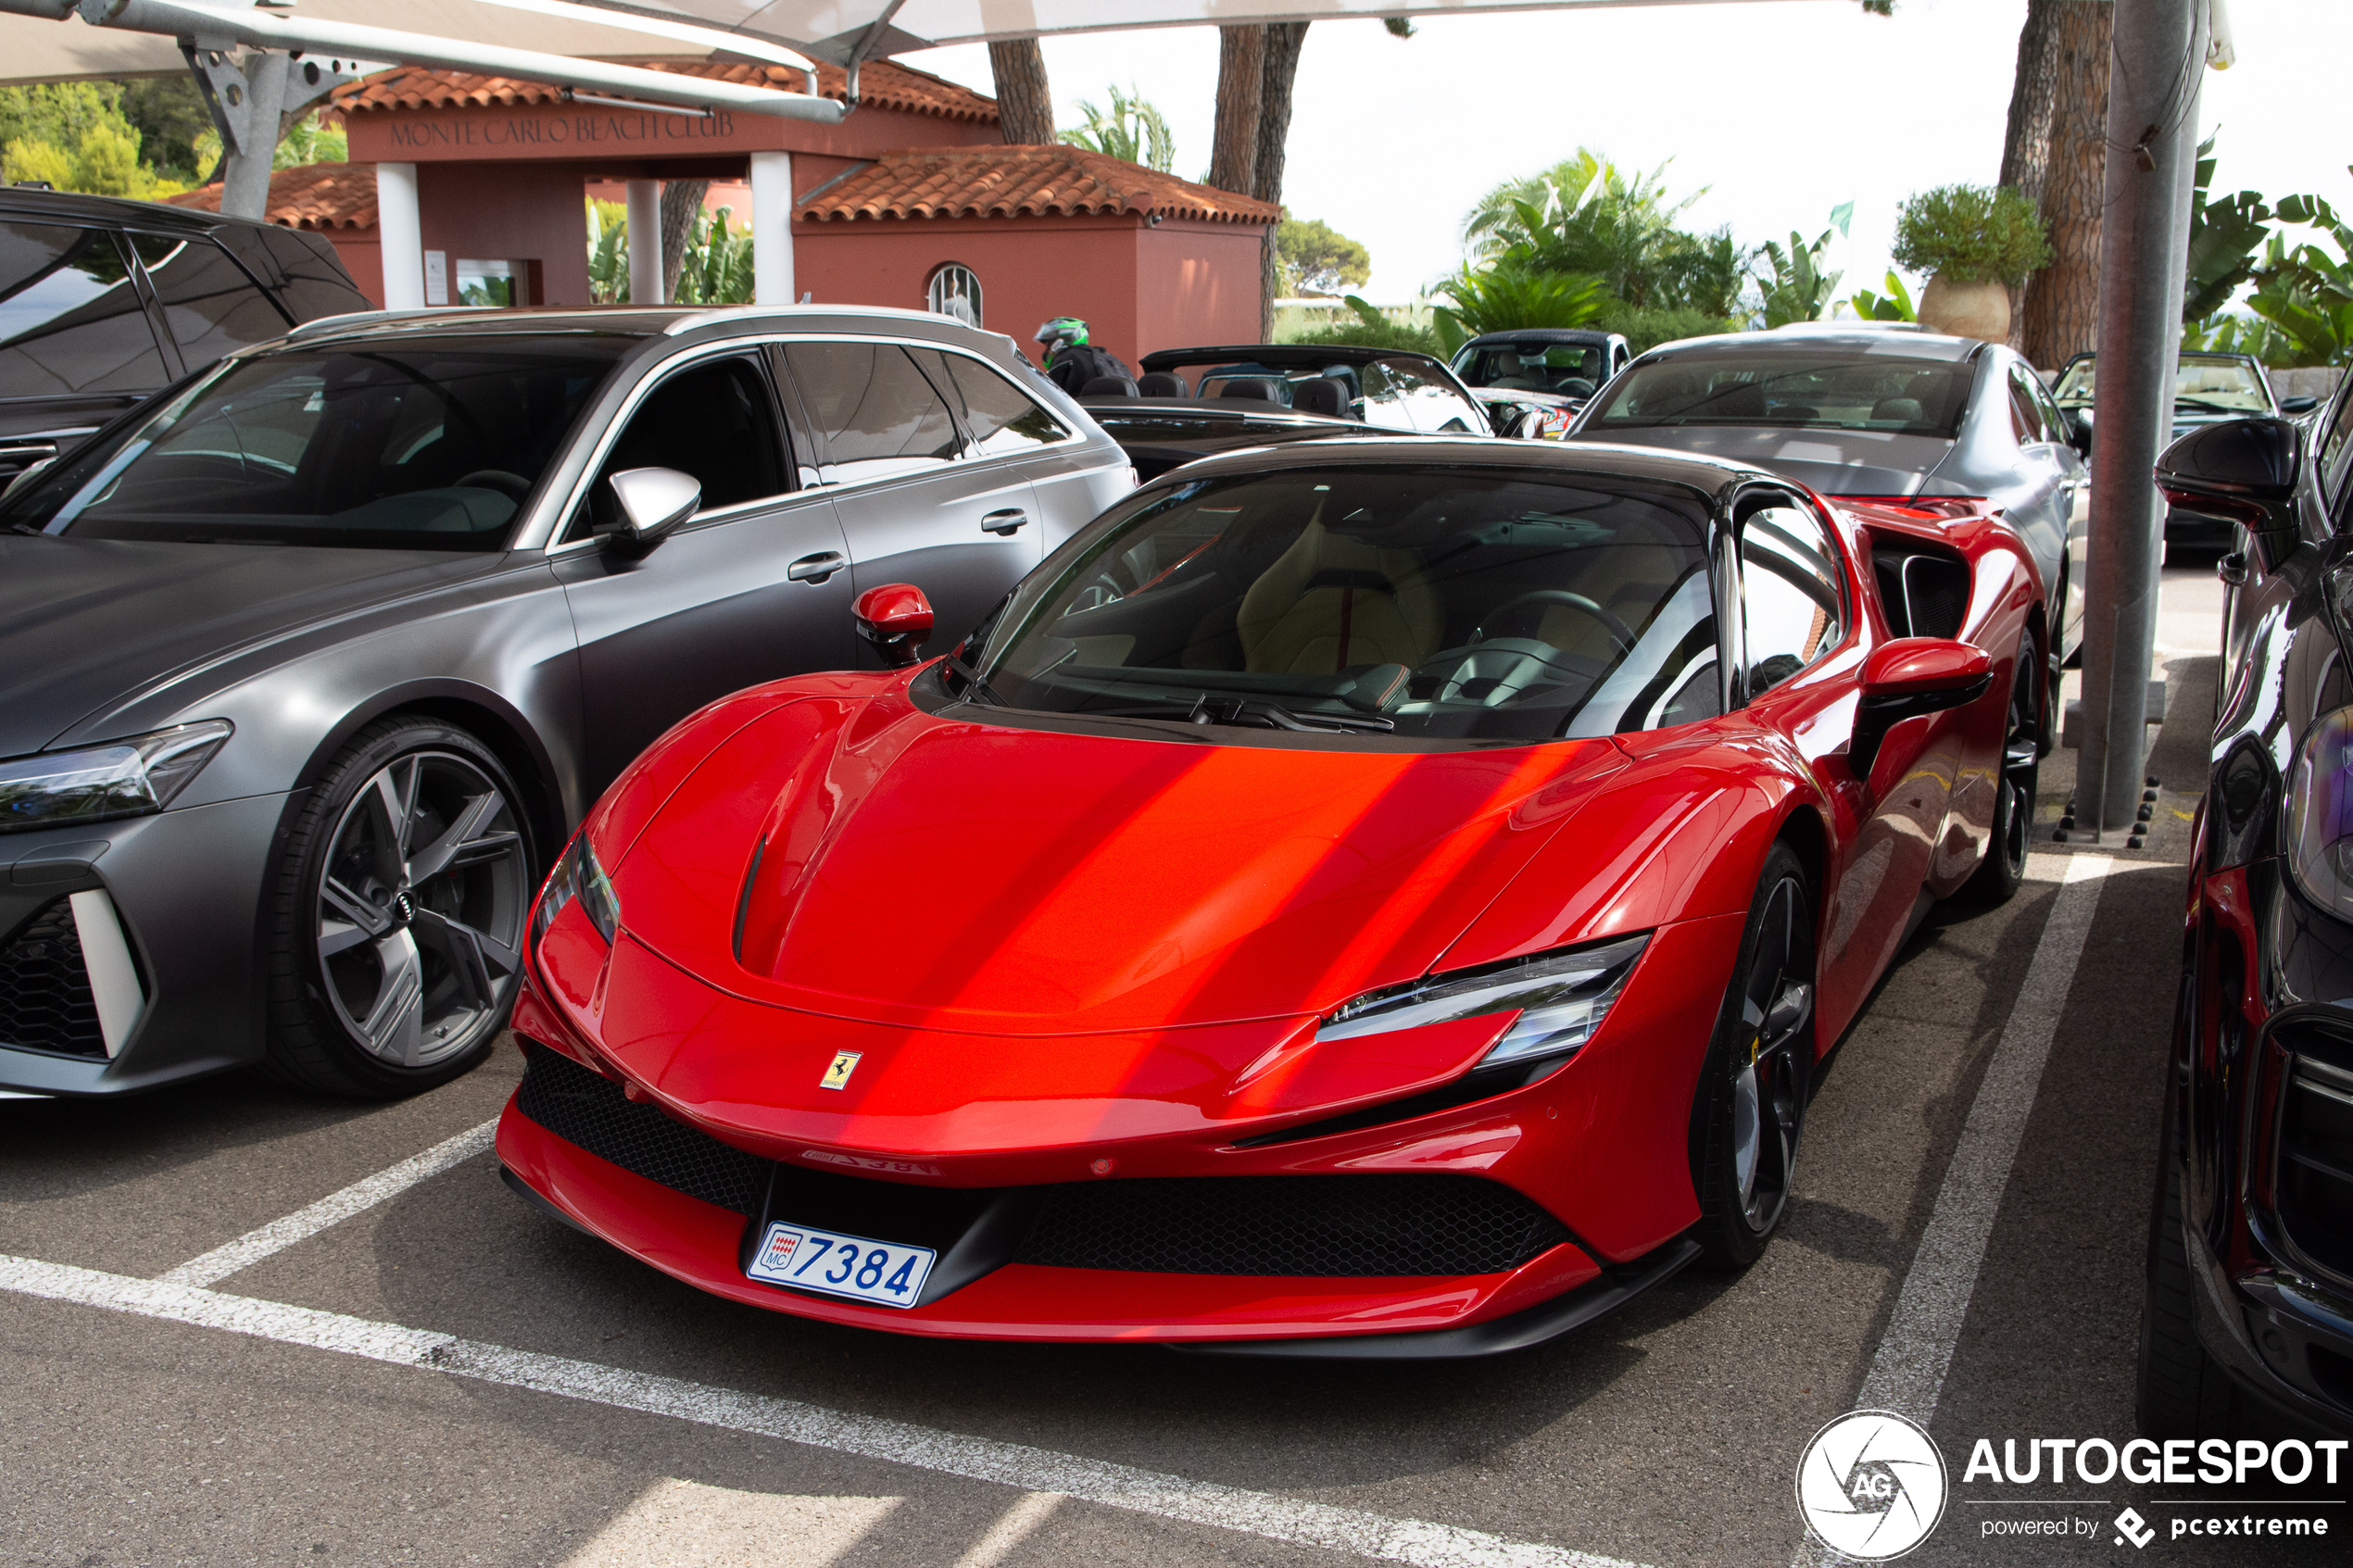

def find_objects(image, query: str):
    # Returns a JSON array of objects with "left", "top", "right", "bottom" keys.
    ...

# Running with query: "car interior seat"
[
  {"left": 1872, "top": 396, "right": 1925, "bottom": 424},
  {"left": 1137, "top": 371, "right": 1189, "bottom": 396},
  {"left": 1236, "top": 515, "right": 1445, "bottom": 674},
  {"left": 1218, "top": 377, "right": 1283, "bottom": 403},
  {"left": 1080, "top": 374, "right": 1141, "bottom": 397},
  {"left": 1290, "top": 378, "right": 1348, "bottom": 419},
  {"left": 1529, "top": 516, "right": 1692, "bottom": 664},
  {"left": 1707, "top": 382, "right": 1770, "bottom": 420}
]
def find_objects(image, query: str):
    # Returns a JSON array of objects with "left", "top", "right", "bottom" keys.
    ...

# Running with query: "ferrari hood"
[
  {"left": 0, "top": 534, "right": 510, "bottom": 756},
  {"left": 611, "top": 693, "right": 1629, "bottom": 1035}
]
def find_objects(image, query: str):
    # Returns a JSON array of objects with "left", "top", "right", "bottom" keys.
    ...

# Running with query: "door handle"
[
  {"left": 980, "top": 508, "right": 1027, "bottom": 535},
  {"left": 786, "top": 550, "right": 844, "bottom": 583}
]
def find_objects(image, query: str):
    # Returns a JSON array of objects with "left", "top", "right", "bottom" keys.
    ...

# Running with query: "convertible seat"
[
  {"left": 1529, "top": 517, "right": 1692, "bottom": 663},
  {"left": 1237, "top": 518, "right": 1443, "bottom": 674},
  {"left": 1290, "top": 377, "right": 1350, "bottom": 419}
]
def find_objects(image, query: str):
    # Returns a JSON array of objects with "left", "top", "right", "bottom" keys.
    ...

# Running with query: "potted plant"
[{"left": 1892, "top": 184, "right": 2053, "bottom": 342}]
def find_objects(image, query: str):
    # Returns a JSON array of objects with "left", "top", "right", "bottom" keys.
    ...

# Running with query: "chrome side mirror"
[{"left": 605, "top": 466, "right": 701, "bottom": 555}]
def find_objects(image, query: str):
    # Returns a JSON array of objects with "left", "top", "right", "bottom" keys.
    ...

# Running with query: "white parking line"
[
  {"left": 1793, "top": 852, "right": 2114, "bottom": 1565},
  {"left": 0, "top": 1253, "right": 1652, "bottom": 1568},
  {"left": 155, "top": 1118, "right": 498, "bottom": 1287}
]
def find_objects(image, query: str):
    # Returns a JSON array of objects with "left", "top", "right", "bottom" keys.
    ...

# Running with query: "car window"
[
  {"left": 568, "top": 355, "right": 787, "bottom": 542},
  {"left": 128, "top": 232, "right": 293, "bottom": 369},
  {"left": 0, "top": 221, "right": 169, "bottom": 397},
  {"left": 253, "top": 228, "right": 371, "bottom": 322},
  {"left": 784, "top": 340, "right": 963, "bottom": 483},
  {"left": 2007, "top": 366, "right": 2051, "bottom": 445},
  {"left": 971, "top": 465, "right": 1720, "bottom": 744},
  {"left": 1591, "top": 353, "right": 1976, "bottom": 438},
  {"left": 1373, "top": 356, "right": 1481, "bottom": 433},
  {"left": 1742, "top": 503, "right": 1844, "bottom": 698},
  {"left": 7, "top": 338, "right": 626, "bottom": 548},
  {"left": 2031, "top": 372, "right": 2072, "bottom": 444},
  {"left": 927, "top": 349, "right": 1071, "bottom": 457},
  {"left": 2321, "top": 383, "right": 2353, "bottom": 508},
  {"left": 1456, "top": 343, "right": 1604, "bottom": 397}
]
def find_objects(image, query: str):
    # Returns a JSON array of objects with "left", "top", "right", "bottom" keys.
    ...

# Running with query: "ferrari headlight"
[
  {"left": 1315, "top": 933, "right": 1649, "bottom": 1069},
  {"left": 532, "top": 829, "right": 621, "bottom": 950},
  {"left": 2287, "top": 706, "right": 2353, "bottom": 920},
  {"left": 0, "top": 720, "right": 232, "bottom": 833}
]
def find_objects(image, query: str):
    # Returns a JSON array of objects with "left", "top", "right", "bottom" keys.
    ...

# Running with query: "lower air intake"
[
  {"left": 514, "top": 1044, "right": 770, "bottom": 1214},
  {"left": 0, "top": 898, "right": 107, "bottom": 1059},
  {"left": 1015, "top": 1174, "right": 1571, "bottom": 1276}
]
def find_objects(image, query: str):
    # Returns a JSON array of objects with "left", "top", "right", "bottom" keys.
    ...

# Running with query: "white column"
[
  {"left": 749, "top": 151, "right": 795, "bottom": 306},
  {"left": 625, "top": 178, "right": 663, "bottom": 306},
  {"left": 374, "top": 162, "right": 424, "bottom": 309}
]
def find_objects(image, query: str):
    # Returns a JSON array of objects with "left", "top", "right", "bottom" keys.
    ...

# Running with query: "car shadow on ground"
[{"left": 0, "top": 1070, "right": 379, "bottom": 1204}]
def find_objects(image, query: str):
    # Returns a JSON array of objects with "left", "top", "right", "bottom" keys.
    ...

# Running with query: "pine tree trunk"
[
  {"left": 2020, "top": 2, "right": 2112, "bottom": 370},
  {"left": 1998, "top": 1, "right": 2063, "bottom": 348},
  {"left": 987, "top": 40, "right": 1055, "bottom": 144},
  {"left": 1209, "top": 25, "right": 1265, "bottom": 197},
  {"left": 660, "top": 179, "right": 709, "bottom": 302},
  {"left": 1254, "top": 22, "right": 1309, "bottom": 335}
]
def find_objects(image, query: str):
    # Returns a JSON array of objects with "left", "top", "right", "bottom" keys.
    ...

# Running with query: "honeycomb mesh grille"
[
  {"left": 515, "top": 1044, "right": 769, "bottom": 1214},
  {"left": 0, "top": 899, "right": 106, "bottom": 1059},
  {"left": 1014, "top": 1174, "right": 1571, "bottom": 1276}
]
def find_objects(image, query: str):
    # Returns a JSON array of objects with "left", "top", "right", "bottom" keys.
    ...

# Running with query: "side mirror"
[
  {"left": 1852, "top": 636, "right": 1993, "bottom": 775},
  {"left": 605, "top": 466, "right": 700, "bottom": 554},
  {"left": 2281, "top": 395, "right": 2321, "bottom": 415},
  {"left": 854, "top": 583, "right": 934, "bottom": 668},
  {"left": 2067, "top": 410, "right": 2093, "bottom": 458},
  {"left": 2156, "top": 415, "right": 2300, "bottom": 541}
]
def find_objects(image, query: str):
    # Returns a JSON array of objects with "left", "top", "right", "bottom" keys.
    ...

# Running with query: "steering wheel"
[
  {"left": 454, "top": 469, "right": 533, "bottom": 501},
  {"left": 1472, "top": 589, "right": 1637, "bottom": 655}
]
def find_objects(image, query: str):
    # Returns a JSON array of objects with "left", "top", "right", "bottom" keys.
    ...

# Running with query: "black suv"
[{"left": 0, "top": 185, "right": 370, "bottom": 484}]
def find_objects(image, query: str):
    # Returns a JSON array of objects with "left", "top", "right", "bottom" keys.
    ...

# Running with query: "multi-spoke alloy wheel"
[
  {"left": 1693, "top": 844, "right": 1816, "bottom": 1268},
  {"left": 265, "top": 719, "right": 534, "bottom": 1097},
  {"left": 1967, "top": 631, "right": 2042, "bottom": 905}
]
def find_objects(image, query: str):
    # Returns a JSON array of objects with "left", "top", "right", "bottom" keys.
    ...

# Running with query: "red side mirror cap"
[
  {"left": 855, "top": 583, "right": 934, "bottom": 668},
  {"left": 1860, "top": 636, "right": 1991, "bottom": 697}
]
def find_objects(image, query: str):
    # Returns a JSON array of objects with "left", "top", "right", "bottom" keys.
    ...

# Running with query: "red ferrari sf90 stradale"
[{"left": 497, "top": 439, "right": 2047, "bottom": 1357}]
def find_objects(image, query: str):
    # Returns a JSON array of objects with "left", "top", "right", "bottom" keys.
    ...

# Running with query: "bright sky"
[{"left": 904, "top": 0, "right": 2352, "bottom": 309}]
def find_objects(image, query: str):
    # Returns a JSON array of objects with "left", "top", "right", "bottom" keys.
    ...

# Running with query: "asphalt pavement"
[{"left": 6, "top": 555, "right": 2339, "bottom": 1568}]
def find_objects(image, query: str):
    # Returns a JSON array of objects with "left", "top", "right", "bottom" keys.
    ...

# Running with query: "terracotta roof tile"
[
  {"left": 333, "top": 57, "right": 996, "bottom": 124},
  {"left": 165, "top": 160, "right": 378, "bottom": 232},
  {"left": 799, "top": 145, "right": 1278, "bottom": 226}
]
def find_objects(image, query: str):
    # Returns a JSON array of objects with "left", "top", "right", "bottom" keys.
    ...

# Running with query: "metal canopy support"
[
  {"left": 2079, "top": 0, "right": 2208, "bottom": 839},
  {"left": 182, "top": 40, "right": 367, "bottom": 220}
]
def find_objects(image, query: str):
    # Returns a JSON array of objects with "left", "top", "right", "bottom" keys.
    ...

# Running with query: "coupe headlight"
[
  {"left": 2287, "top": 706, "right": 2353, "bottom": 919},
  {"left": 532, "top": 829, "right": 621, "bottom": 951},
  {"left": 1315, "top": 934, "right": 1649, "bottom": 1070},
  {"left": 0, "top": 721, "right": 232, "bottom": 833}
]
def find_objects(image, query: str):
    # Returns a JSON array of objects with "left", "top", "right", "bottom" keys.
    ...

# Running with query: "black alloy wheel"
[
  {"left": 262, "top": 718, "right": 534, "bottom": 1097},
  {"left": 1692, "top": 844, "right": 1816, "bottom": 1268},
  {"left": 1967, "top": 631, "right": 2042, "bottom": 905}
]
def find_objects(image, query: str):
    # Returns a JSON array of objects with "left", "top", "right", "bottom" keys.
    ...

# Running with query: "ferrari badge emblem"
[{"left": 819, "top": 1051, "right": 862, "bottom": 1091}]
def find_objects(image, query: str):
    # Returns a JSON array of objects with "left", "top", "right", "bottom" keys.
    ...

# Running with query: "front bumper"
[
  {"left": 0, "top": 793, "right": 290, "bottom": 1096},
  {"left": 2185, "top": 1208, "right": 2353, "bottom": 1438}
]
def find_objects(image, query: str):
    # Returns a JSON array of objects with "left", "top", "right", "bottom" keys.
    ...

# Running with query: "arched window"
[{"left": 926, "top": 263, "right": 982, "bottom": 328}]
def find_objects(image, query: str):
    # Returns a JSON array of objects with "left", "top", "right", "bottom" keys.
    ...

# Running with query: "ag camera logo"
[{"left": 1796, "top": 1411, "right": 1949, "bottom": 1561}]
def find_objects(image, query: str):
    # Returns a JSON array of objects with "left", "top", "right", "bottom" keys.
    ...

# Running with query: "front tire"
[
  {"left": 1692, "top": 844, "right": 1817, "bottom": 1269},
  {"left": 260, "top": 718, "right": 535, "bottom": 1098},
  {"left": 2136, "top": 1133, "right": 2237, "bottom": 1438}
]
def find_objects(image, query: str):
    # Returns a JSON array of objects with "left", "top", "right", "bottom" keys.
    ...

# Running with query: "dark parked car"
[
  {"left": 1449, "top": 327, "right": 1632, "bottom": 407},
  {"left": 1078, "top": 343, "right": 1511, "bottom": 480},
  {"left": 2142, "top": 406, "right": 2353, "bottom": 1444},
  {"left": 1569, "top": 328, "right": 2091, "bottom": 683},
  {"left": 0, "top": 185, "right": 371, "bottom": 486},
  {"left": 2053, "top": 350, "right": 2319, "bottom": 549},
  {"left": 0, "top": 306, "right": 1129, "bottom": 1099}
]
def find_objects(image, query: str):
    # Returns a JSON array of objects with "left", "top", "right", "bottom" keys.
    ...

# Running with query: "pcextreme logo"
[{"left": 1796, "top": 1410, "right": 1950, "bottom": 1561}]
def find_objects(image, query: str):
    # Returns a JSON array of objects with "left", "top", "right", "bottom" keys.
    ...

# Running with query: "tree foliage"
[
  {"left": 1848, "top": 270, "right": 1919, "bottom": 323},
  {"left": 1277, "top": 216, "right": 1370, "bottom": 295},
  {"left": 1060, "top": 83, "right": 1175, "bottom": 172},
  {"left": 1892, "top": 183, "right": 2052, "bottom": 285},
  {"left": 1755, "top": 205, "right": 1852, "bottom": 328},
  {"left": 0, "top": 83, "right": 185, "bottom": 199}
]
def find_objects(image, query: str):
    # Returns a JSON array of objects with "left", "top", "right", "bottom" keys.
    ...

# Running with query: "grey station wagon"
[{"left": 0, "top": 306, "right": 1131, "bottom": 1100}]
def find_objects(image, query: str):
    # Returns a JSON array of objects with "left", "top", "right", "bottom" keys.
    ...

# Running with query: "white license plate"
[{"left": 746, "top": 1221, "right": 935, "bottom": 1309}]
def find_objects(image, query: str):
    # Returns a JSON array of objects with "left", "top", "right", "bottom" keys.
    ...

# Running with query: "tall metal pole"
[{"left": 2078, "top": 0, "right": 2206, "bottom": 838}]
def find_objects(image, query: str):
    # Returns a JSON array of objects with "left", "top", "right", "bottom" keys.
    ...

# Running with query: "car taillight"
[{"left": 1838, "top": 495, "right": 1990, "bottom": 521}]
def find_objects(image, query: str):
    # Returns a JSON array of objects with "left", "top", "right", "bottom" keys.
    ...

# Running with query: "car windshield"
[
  {"left": 1588, "top": 353, "right": 1975, "bottom": 437},
  {"left": 2050, "top": 354, "right": 2270, "bottom": 413},
  {"left": 3, "top": 337, "right": 628, "bottom": 549},
  {"left": 969, "top": 465, "right": 1720, "bottom": 745},
  {"left": 1453, "top": 343, "right": 1604, "bottom": 397}
]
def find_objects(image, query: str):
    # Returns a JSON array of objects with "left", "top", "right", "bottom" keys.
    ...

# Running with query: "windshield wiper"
[
  {"left": 1092, "top": 695, "right": 1394, "bottom": 733},
  {"left": 941, "top": 655, "right": 1009, "bottom": 707}
]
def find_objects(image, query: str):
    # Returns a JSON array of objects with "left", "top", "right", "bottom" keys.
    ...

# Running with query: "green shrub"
[
  {"left": 1592, "top": 301, "right": 1740, "bottom": 354},
  {"left": 1290, "top": 317, "right": 1445, "bottom": 358},
  {"left": 1892, "top": 184, "right": 2052, "bottom": 285}
]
